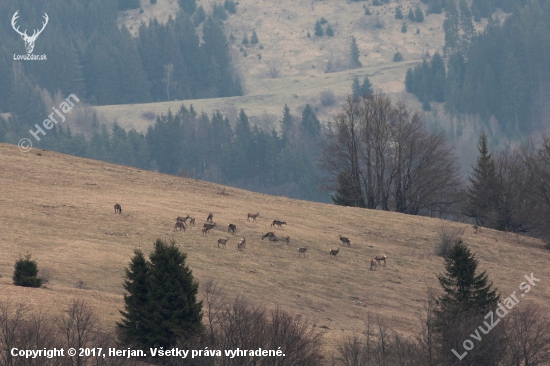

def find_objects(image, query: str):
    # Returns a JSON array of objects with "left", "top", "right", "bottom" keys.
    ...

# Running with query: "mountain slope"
[{"left": 1, "top": 143, "right": 548, "bottom": 343}]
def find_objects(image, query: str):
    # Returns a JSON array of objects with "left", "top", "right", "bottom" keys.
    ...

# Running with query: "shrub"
[
  {"left": 365, "top": 7, "right": 372, "bottom": 15},
  {"left": 393, "top": 52, "right": 403, "bottom": 62},
  {"left": 436, "top": 226, "right": 465, "bottom": 257},
  {"left": 314, "top": 20, "right": 323, "bottom": 36},
  {"left": 242, "top": 34, "right": 249, "bottom": 45},
  {"left": 320, "top": 17, "right": 328, "bottom": 24},
  {"left": 395, "top": 7, "right": 404, "bottom": 19},
  {"left": 401, "top": 22, "right": 408, "bottom": 33},
  {"left": 320, "top": 89, "right": 337, "bottom": 106},
  {"left": 13, "top": 255, "right": 42, "bottom": 287},
  {"left": 326, "top": 25, "right": 334, "bottom": 37},
  {"left": 250, "top": 29, "right": 259, "bottom": 44}
]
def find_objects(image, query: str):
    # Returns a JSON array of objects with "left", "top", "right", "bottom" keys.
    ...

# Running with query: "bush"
[
  {"left": 250, "top": 29, "right": 259, "bottom": 44},
  {"left": 242, "top": 34, "right": 248, "bottom": 45},
  {"left": 395, "top": 7, "right": 404, "bottom": 19},
  {"left": 13, "top": 255, "right": 42, "bottom": 287},
  {"left": 393, "top": 52, "right": 403, "bottom": 62},
  {"left": 436, "top": 226, "right": 465, "bottom": 257},
  {"left": 320, "top": 17, "right": 328, "bottom": 25},
  {"left": 314, "top": 20, "right": 323, "bottom": 36},
  {"left": 401, "top": 22, "right": 408, "bottom": 33},
  {"left": 320, "top": 89, "right": 337, "bottom": 106},
  {"left": 365, "top": 7, "right": 372, "bottom": 15},
  {"left": 326, "top": 25, "right": 334, "bottom": 37}
]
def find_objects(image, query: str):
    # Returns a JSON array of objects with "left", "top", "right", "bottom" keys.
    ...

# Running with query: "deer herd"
[{"left": 113, "top": 204, "right": 389, "bottom": 271}]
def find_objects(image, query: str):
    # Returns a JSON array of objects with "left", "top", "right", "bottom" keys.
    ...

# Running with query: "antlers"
[{"left": 12, "top": 11, "right": 49, "bottom": 54}]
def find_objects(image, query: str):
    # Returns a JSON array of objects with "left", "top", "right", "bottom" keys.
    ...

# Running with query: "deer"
[
  {"left": 207, "top": 213, "right": 214, "bottom": 222},
  {"left": 339, "top": 235, "right": 351, "bottom": 246},
  {"left": 298, "top": 247, "right": 307, "bottom": 257},
  {"left": 370, "top": 258, "right": 377, "bottom": 270},
  {"left": 174, "top": 221, "right": 186, "bottom": 232},
  {"left": 228, "top": 224, "right": 237, "bottom": 235},
  {"left": 202, "top": 223, "right": 216, "bottom": 236},
  {"left": 114, "top": 203, "right": 122, "bottom": 214},
  {"left": 247, "top": 212, "right": 260, "bottom": 222},
  {"left": 261, "top": 232, "right": 276, "bottom": 240},
  {"left": 374, "top": 255, "right": 387, "bottom": 266},
  {"left": 189, "top": 217, "right": 195, "bottom": 226},
  {"left": 284, "top": 235, "right": 290, "bottom": 244},
  {"left": 271, "top": 220, "right": 287, "bottom": 229},
  {"left": 237, "top": 237, "right": 246, "bottom": 250},
  {"left": 11, "top": 11, "right": 49, "bottom": 54},
  {"left": 177, "top": 215, "right": 190, "bottom": 224},
  {"left": 217, "top": 238, "right": 229, "bottom": 249},
  {"left": 329, "top": 248, "right": 340, "bottom": 258}
]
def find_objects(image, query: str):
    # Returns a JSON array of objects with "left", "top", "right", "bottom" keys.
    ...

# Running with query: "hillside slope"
[{"left": 1, "top": 143, "right": 548, "bottom": 343}]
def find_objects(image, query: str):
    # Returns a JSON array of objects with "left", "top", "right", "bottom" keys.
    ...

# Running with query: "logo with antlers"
[{"left": 11, "top": 11, "right": 49, "bottom": 54}]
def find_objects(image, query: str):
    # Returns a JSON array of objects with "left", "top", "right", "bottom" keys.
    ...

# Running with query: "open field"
[
  {"left": 1, "top": 142, "right": 549, "bottom": 345},
  {"left": 97, "top": 0, "right": 451, "bottom": 131}
]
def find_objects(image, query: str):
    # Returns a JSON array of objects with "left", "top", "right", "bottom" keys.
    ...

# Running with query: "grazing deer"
[
  {"left": 271, "top": 220, "right": 287, "bottom": 229},
  {"left": 217, "top": 238, "right": 229, "bottom": 249},
  {"left": 174, "top": 221, "right": 186, "bottom": 232},
  {"left": 298, "top": 247, "right": 307, "bottom": 257},
  {"left": 284, "top": 235, "right": 290, "bottom": 244},
  {"left": 207, "top": 213, "right": 213, "bottom": 222},
  {"left": 374, "top": 255, "right": 387, "bottom": 266},
  {"left": 228, "top": 224, "right": 237, "bottom": 235},
  {"left": 189, "top": 217, "right": 195, "bottom": 226},
  {"left": 370, "top": 258, "right": 377, "bottom": 270},
  {"left": 339, "top": 235, "right": 351, "bottom": 246},
  {"left": 237, "top": 237, "right": 246, "bottom": 250},
  {"left": 247, "top": 212, "right": 260, "bottom": 222},
  {"left": 177, "top": 215, "right": 190, "bottom": 223},
  {"left": 329, "top": 248, "right": 340, "bottom": 258},
  {"left": 202, "top": 223, "right": 216, "bottom": 236},
  {"left": 262, "top": 232, "right": 275, "bottom": 240},
  {"left": 114, "top": 203, "right": 122, "bottom": 214}
]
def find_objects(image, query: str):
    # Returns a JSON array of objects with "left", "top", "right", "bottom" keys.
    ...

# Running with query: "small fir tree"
[
  {"left": 350, "top": 36, "right": 362, "bottom": 68},
  {"left": 314, "top": 20, "right": 324, "bottom": 36},
  {"left": 242, "top": 34, "right": 249, "bottom": 45},
  {"left": 300, "top": 104, "right": 321, "bottom": 138},
  {"left": 281, "top": 104, "right": 292, "bottom": 137},
  {"left": 415, "top": 5, "right": 425, "bottom": 22},
  {"left": 13, "top": 254, "right": 42, "bottom": 288},
  {"left": 361, "top": 75, "right": 373, "bottom": 96},
  {"left": 250, "top": 29, "right": 259, "bottom": 44},
  {"left": 408, "top": 8, "right": 416, "bottom": 21},
  {"left": 332, "top": 171, "right": 365, "bottom": 207},
  {"left": 393, "top": 52, "right": 404, "bottom": 62},
  {"left": 351, "top": 76, "right": 362, "bottom": 98},
  {"left": 401, "top": 22, "right": 408, "bottom": 32},
  {"left": 395, "top": 7, "right": 404, "bottom": 19},
  {"left": 326, "top": 25, "right": 334, "bottom": 37}
]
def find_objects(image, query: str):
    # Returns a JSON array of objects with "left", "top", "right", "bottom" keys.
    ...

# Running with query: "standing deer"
[
  {"left": 339, "top": 235, "right": 351, "bottom": 246},
  {"left": 177, "top": 215, "right": 190, "bottom": 223},
  {"left": 114, "top": 203, "right": 122, "bottom": 214},
  {"left": 237, "top": 237, "right": 246, "bottom": 250},
  {"left": 298, "top": 247, "right": 307, "bottom": 257},
  {"left": 217, "top": 238, "right": 229, "bottom": 249},
  {"left": 174, "top": 221, "right": 186, "bottom": 232},
  {"left": 370, "top": 258, "right": 377, "bottom": 270},
  {"left": 228, "top": 224, "right": 237, "bottom": 235},
  {"left": 189, "top": 217, "right": 195, "bottom": 226},
  {"left": 374, "top": 255, "right": 387, "bottom": 266},
  {"left": 12, "top": 11, "right": 49, "bottom": 54},
  {"left": 247, "top": 213, "right": 260, "bottom": 222},
  {"left": 271, "top": 220, "right": 287, "bottom": 229},
  {"left": 329, "top": 248, "right": 340, "bottom": 258},
  {"left": 284, "top": 235, "right": 290, "bottom": 245},
  {"left": 207, "top": 213, "right": 214, "bottom": 222},
  {"left": 202, "top": 223, "right": 216, "bottom": 236}
]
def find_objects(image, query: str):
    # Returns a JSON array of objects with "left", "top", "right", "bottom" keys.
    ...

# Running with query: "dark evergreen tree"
[
  {"left": 117, "top": 250, "right": 150, "bottom": 347},
  {"left": 212, "top": 3, "right": 228, "bottom": 21},
  {"left": 314, "top": 20, "right": 324, "bottom": 36},
  {"left": 414, "top": 5, "right": 425, "bottom": 22},
  {"left": 464, "top": 133, "right": 500, "bottom": 228},
  {"left": 250, "top": 29, "right": 259, "bottom": 44},
  {"left": 395, "top": 6, "right": 404, "bottom": 19},
  {"left": 281, "top": 104, "right": 292, "bottom": 138},
  {"left": 326, "top": 25, "right": 334, "bottom": 37},
  {"left": 361, "top": 76, "right": 374, "bottom": 96},
  {"left": 408, "top": 8, "right": 416, "bottom": 21},
  {"left": 178, "top": 0, "right": 197, "bottom": 14},
  {"left": 13, "top": 255, "right": 42, "bottom": 288},
  {"left": 141, "top": 239, "right": 203, "bottom": 348},
  {"left": 300, "top": 104, "right": 321, "bottom": 138},
  {"left": 332, "top": 171, "right": 365, "bottom": 207},
  {"left": 224, "top": 0, "right": 237, "bottom": 13},
  {"left": 193, "top": 5, "right": 206, "bottom": 25},
  {"left": 351, "top": 76, "right": 362, "bottom": 98},
  {"left": 443, "top": 1, "right": 460, "bottom": 50},
  {"left": 350, "top": 36, "right": 362, "bottom": 68}
]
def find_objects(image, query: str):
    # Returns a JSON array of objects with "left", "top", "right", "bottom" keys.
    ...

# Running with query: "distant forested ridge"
[
  {"left": 406, "top": 0, "right": 550, "bottom": 136},
  {"left": 0, "top": 0, "right": 241, "bottom": 113}
]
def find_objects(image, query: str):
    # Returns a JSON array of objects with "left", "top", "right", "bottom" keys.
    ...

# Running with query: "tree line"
[
  {"left": 0, "top": 0, "right": 241, "bottom": 113},
  {"left": 406, "top": 0, "right": 550, "bottom": 137}
]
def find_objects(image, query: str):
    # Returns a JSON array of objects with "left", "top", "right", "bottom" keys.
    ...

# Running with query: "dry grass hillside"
[
  {"left": 98, "top": 0, "right": 451, "bottom": 132},
  {"left": 1, "top": 142, "right": 549, "bottom": 346}
]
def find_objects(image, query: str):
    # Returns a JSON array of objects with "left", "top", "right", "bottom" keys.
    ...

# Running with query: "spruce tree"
[
  {"left": 326, "top": 25, "right": 334, "bottom": 37},
  {"left": 350, "top": 36, "right": 362, "bottom": 68},
  {"left": 141, "top": 239, "right": 203, "bottom": 348},
  {"left": 300, "top": 104, "right": 321, "bottom": 138},
  {"left": 351, "top": 76, "right": 362, "bottom": 98},
  {"left": 250, "top": 29, "right": 259, "bottom": 44},
  {"left": 395, "top": 6, "right": 404, "bottom": 19},
  {"left": 281, "top": 104, "right": 292, "bottom": 137},
  {"left": 178, "top": 0, "right": 197, "bottom": 14},
  {"left": 361, "top": 76, "right": 374, "bottom": 96},
  {"left": 414, "top": 5, "right": 424, "bottom": 22},
  {"left": 332, "top": 171, "right": 365, "bottom": 207},
  {"left": 436, "top": 240, "right": 499, "bottom": 315},
  {"left": 314, "top": 20, "right": 324, "bottom": 36},
  {"left": 118, "top": 250, "right": 149, "bottom": 347},
  {"left": 13, "top": 255, "right": 42, "bottom": 288},
  {"left": 464, "top": 133, "right": 500, "bottom": 228},
  {"left": 408, "top": 8, "right": 416, "bottom": 21}
]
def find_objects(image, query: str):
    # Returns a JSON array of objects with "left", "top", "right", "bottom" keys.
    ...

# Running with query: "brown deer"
[
  {"left": 247, "top": 213, "right": 260, "bottom": 222},
  {"left": 174, "top": 221, "right": 186, "bottom": 232},
  {"left": 228, "top": 224, "right": 237, "bottom": 235},
  {"left": 271, "top": 220, "right": 287, "bottom": 229},
  {"left": 114, "top": 203, "right": 122, "bottom": 214},
  {"left": 370, "top": 258, "right": 377, "bottom": 270},
  {"left": 298, "top": 247, "right": 307, "bottom": 257},
  {"left": 207, "top": 213, "right": 214, "bottom": 222},
  {"left": 329, "top": 248, "right": 340, "bottom": 258},
  {"left": 339, "top": 235, "right": 351, "bottom": 246},
  {"left": 202, "top": 223, "right": 216, "bottom": 236},
  {"left": 217, "top": 238, "right": 229, "bottom": 249},
  {"left": 261, "top": 232, "right": 275, "bottom": 240},
  {"left": 237, "top": 237, "right": 246, "bottom": 250},
  {"left": 284, "top": 235, "right": 290, "bottom": 244},
  {"left": 177, "top": 215, "right": 190, "bottom": 223},
  {"left": 189, "top": 217, "right": 195, "bottom": 226},
  {"left": 374, "top": 255, "right": 387, "bottom": 266}
]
